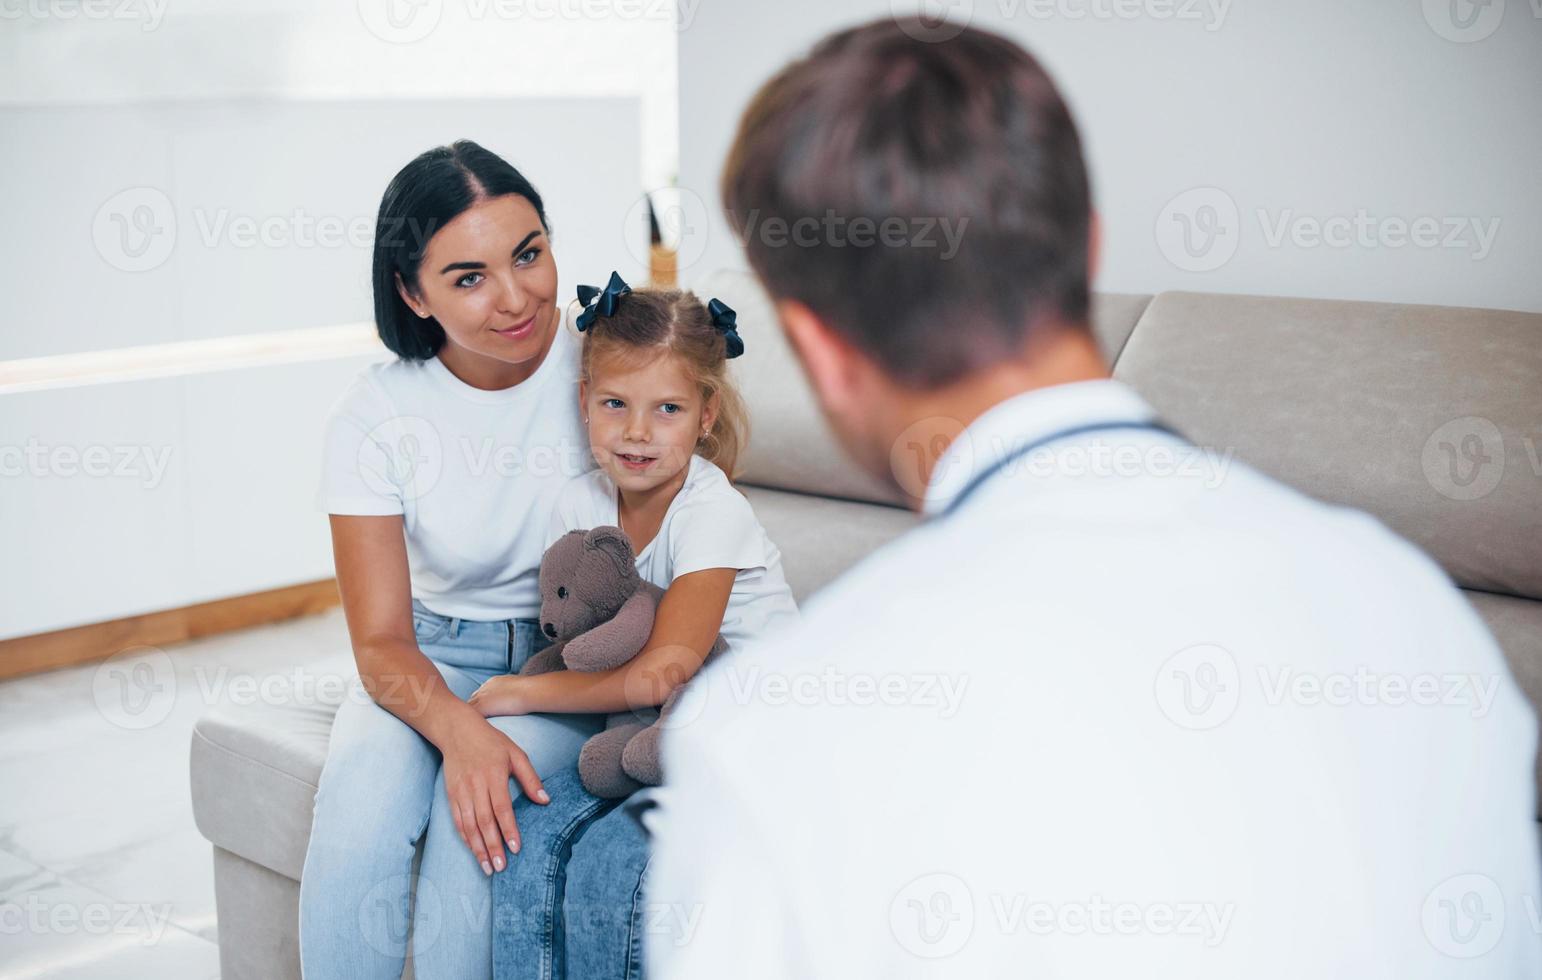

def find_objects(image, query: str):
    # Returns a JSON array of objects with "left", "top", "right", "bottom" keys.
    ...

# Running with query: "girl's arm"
[{"left": 469, "top": 566, "right": 736, "bottom": 716}]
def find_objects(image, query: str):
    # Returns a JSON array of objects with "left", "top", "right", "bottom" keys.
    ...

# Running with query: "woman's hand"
[
  {"left": 468, "top": 674, "right": 530, "bottom": 718},
  {"left": 438, "top": 710, "right": 550, "bottom": 874}
]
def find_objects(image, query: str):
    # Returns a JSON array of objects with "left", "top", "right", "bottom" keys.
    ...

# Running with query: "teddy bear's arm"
[
  {"left": 562, "top": 591, "right": 658, "bottom": 672},
  {"left": 519, "top": 638, "right": 568, "bottom": 676}
]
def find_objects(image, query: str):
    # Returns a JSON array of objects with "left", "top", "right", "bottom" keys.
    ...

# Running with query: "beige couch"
[{"left": 190, "top": 269, "right": 1542, "bottom": 979}]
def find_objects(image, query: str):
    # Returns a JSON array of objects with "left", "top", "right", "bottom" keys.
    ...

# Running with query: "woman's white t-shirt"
[
  {"left": 546, "top": 454, "right": 800, "bottom": 654},
  {"left": 318, "top": 308, "right": 593, "bottom": 621}
]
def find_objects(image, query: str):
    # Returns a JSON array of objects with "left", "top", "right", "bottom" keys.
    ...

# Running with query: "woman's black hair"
[{"left": 371, "top": 140, "right": 551, "bottom": 359}]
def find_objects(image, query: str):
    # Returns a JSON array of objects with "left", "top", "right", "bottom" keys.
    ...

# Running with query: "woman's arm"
[
  {"left": 469, "top": 566, "right": 736, "bottom": 716},
  {"left": 330, "top": 515, "right": 549, "bottom": 871}
]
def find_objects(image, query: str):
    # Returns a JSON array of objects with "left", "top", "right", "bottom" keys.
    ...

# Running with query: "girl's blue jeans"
[
  {"left": 491, "top": 766, "right": 654, "bottom": 980},
  {"left": 298, "top": 601, "right": 606, "bottom": 980}
]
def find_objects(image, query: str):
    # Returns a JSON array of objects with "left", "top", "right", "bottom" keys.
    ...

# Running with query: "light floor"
[{"left": 0, "top": 608, "right": 351, "bottom": 980}]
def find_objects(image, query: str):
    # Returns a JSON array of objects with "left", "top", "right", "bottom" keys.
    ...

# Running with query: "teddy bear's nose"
[{"left": 543, "top": 622, "right": 557, "bottom": 639}]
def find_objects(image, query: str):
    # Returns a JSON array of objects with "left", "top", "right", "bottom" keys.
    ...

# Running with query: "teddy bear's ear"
[{"left": 583, "top": 525, "right": 637, "bottom": 579}]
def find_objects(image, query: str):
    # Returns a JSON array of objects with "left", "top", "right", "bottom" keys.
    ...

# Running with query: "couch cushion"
[
  {"left": 700, "top": 269, "right": 1154, "bottom": 507},
  {"left": 1466, "top": 589, "right": 1542, "bottom": 804},
  {"left": 1091, "top": 292, "right": 1153, "bottom": 367},
  {"left": 190, "top": 657, "right": 347, "bottom": 880},
  {"left": 740, "top": 485, "right": 917, "bottom": 603},
  {"left": 1113, "top": 291, "right": 1542, "bottom": 602}
]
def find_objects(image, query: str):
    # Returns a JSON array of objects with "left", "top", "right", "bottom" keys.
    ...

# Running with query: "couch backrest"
[
  {"left": 705, "top": 269, "right": 1541, "bottom": 607},
  {"left": 1113, "top": 291, "right": 1542, "bottom": 604}
]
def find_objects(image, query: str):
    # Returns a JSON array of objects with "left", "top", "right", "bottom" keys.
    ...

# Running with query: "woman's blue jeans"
[
  {"left": 492, "top": 765, "right": 654, "bottom": 980},
  {"left": 298, "top": 601, "right": 606, "bottom": 980}
]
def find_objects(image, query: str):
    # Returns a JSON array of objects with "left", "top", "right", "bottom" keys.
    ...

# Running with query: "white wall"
[
  {"left": 2, "top": 98, "right": 646, "bottom": 361},
  {"left": 0, "top": 96, "right": 642, "bottom": 639},
  {"left": 674, "top": 0, "right": 1542, "bottom": 312}
]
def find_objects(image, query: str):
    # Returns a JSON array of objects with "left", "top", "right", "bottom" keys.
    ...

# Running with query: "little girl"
[{"left": 468, "top": 272, "right": 799, "bottom": 979}]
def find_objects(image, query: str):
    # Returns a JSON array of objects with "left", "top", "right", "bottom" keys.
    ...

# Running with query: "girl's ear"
[
  {"left": 578, "top": 378, "right": 589, "bottom": 420},
  {"left": 702, "top": 389, "right": 721, "bottom": 431}
]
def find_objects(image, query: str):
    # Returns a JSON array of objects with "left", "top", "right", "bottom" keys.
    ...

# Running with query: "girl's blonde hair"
[{"left": 577, "top": 287, "right": 750, "bottom": 481}]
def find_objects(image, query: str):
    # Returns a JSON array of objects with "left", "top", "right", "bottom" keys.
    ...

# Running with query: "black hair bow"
[
  {"left": 575, "top": 271, "right": 632, "bottom": 332},
  {"left": 707, "top": 297, "right": 744, "bottom": 359}
]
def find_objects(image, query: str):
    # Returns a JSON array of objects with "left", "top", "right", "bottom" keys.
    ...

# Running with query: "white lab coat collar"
[{"left": 920, "top": 378, "right": 1158, "bottom": 518}]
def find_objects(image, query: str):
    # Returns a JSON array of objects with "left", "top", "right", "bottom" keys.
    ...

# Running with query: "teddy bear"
[{"left": 520, "top": 525, "right": 727, "bottom": 798}]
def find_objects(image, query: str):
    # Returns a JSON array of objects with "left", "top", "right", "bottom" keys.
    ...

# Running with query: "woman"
[{"left": 298, "top": 140, "right": 605, "bottom": 980}]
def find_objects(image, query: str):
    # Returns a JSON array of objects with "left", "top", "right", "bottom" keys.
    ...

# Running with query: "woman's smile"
[{"left": 493, "top": 313, "right": 537, "bottom": 342}]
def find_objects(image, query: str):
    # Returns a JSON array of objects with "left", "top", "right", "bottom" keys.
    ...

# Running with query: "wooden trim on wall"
[{"left": 0, "top": 579, "right": 341, "bottom": 681}]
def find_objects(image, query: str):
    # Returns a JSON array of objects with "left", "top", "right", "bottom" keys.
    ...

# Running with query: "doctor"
[{"left": 645, "top": 15, "right": 1541, "bottom": 978}]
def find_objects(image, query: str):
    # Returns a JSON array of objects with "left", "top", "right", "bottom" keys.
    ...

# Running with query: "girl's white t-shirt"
[
  {"left": 318, "top": 308, "right": 594, "bottom": 621},
  {"left": 546, "top": 454, "right": 801, "bottom": 654}
]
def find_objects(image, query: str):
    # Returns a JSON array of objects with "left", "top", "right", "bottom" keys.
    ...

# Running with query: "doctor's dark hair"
[
  {"left": 371, "top": 140, "right": 551, "bottom": 359},
  {"left": 720, "top": 18, "right": 1093, "bottom": 389}
]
